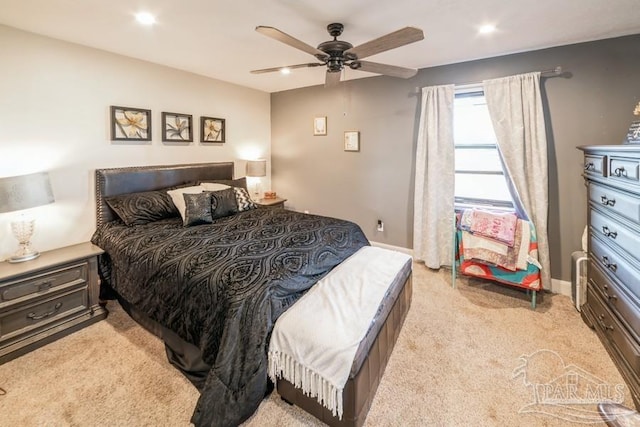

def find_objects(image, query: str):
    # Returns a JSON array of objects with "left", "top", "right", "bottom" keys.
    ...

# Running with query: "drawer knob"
[
  {"left": 27, "top": 302, "right": 63, "bottom": 321},
  {"left": 601, "top": 226, "right": 618, "bottom": 239},
  {"left": 38, "top": 281, "right": 53, "bottom": 292},
  {"left": 602, "top": 256, "right": 618, "bottom": 272},
  {"left": 600, "top": 195, "right": 616, "bottom": 207},
  {"left": 584, "top": 162, "right": 595, "bottom": 171},
  {"left": 614, "top": 166, "right": 628, "bottom": 178}
]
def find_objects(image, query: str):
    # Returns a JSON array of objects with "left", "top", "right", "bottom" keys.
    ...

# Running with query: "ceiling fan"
[{"left": 251, "top": 23, "right": 424, "bottom": 87}]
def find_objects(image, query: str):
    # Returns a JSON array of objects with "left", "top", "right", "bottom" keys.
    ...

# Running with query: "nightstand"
[
  {"left": 0, "top": 242, "right": 107, "bottom": 364},
  {"left": 255, "top": 197, "right": 287, "bottom": 209}
]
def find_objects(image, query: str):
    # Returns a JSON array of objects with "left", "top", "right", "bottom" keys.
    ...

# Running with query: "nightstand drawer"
[
  {"left": 0, "top": 288, "right": 88, "bottom": 343},
  {"left": 0, "top": 262, "right": 87, "bottom": 304}
]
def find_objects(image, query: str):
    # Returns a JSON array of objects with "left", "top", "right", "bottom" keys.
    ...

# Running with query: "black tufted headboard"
[{"left": 95, "top": 162, "right": 234, "bottom": 227}]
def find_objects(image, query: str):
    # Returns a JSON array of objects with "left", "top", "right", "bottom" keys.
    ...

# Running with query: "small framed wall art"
[
  {"left": 162, "top": 112, "right": 193, "bottom": 142},
  {"left": 313, "top": 116, "right": 327, "bottom": 136},
  {"left": 344, "top": 131, "right": 360, "bottom": 152},
  {"left": 110, "top": 106, "right": 152, "bottom": 141},
  {"left": 201, "top": 116, "right": 225, "bottom": 143},
  {"left": 625, "top": 121, "right": 640, "bottom": 144}
]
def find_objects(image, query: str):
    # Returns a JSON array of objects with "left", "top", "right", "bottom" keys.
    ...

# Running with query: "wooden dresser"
[
  {"left": 0, "top": 242, "right": 107, "bottom": 364},
  {"left": 579, "top": 145, "right": 640, "bottom": 408}
]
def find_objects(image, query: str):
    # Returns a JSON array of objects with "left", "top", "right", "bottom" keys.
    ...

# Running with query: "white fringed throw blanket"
[{"left": 268, "top": 246, "right": 412, "bottom": 419}]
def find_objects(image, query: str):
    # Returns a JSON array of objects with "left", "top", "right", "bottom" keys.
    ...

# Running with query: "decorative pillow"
[
  {"left": 210, "top": 188, "right": 239, "bottom": 219},
  {"left": 166, "top": 185, "right": 205, "bottom": 221},
  {"left": 233, "top": 187, "right": 257, "bottom": 212},
  {"left": 200, "top": 182, "right": 230, "bottom": 192},
  {"left": 183, "top": 192, "right": 213, "bottom": 226},
  {"left": 198, "top": 177, "right": 247, "bottom": 191},
  {"left": 105, "top": 190, "right": 178, "bottom": 226}
]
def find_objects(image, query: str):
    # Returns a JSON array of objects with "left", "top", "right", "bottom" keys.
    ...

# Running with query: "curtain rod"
[
  {"left": 454, "top": 66, "right": 563, "bottom": 90},
  {"left": 414, "top": 66, "right": 564, "bottom": 94}
]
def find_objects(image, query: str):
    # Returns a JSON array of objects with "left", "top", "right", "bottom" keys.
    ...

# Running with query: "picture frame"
[
  {"left": 624, "top": 121, "right": 640, "bottom": 144},
  {"left": 344, "top": 131, "right": 360, "bottom": 152},
  {"left": 162, "top": 112, "right": 193, "bottom": 142},
  {"left": 313, "top": 116, "right": 327, "bottom": 136},
  {"left": 110, "top": 106, "right": 151, "bottom": 141},
  {"left": 200, "top": 116, "right": 225, "bottom": 143}
]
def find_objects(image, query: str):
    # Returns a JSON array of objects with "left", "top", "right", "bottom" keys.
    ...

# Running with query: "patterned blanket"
[{"left": 91, "top": 208, "right": 369, "bottom": 426}]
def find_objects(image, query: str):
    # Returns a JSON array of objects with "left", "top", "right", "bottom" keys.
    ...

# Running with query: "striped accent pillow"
[{"left": 233, "top": 187, "right": 257, "bottom": 212}]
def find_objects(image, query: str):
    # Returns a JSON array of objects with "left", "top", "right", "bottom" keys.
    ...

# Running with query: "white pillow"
[
  {"left": 167, "top": 185, "right": 206, "bottom": 220},
  {"left": 200, "top": 182, "right": 230, "bottom": 192}
]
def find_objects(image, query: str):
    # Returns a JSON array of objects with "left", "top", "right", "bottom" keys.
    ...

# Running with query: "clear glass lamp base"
[{"left": 9, "top": 219, "right": 40, "bottom": 263}]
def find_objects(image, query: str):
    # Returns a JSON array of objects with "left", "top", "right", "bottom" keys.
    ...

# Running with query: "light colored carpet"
[{"left": 0, "top": 263, "right": 632, "bottom": 426}]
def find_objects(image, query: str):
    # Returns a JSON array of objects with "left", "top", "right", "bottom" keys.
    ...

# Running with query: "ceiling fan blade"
[
  {"left": 354, "top": 60, "right": 418, "bottom": 78},
  {"left": 256, "top": 26, "right": 328, "bottom": 59},
  {"left": 345, "top": 27, "right": 424, "bottom": 60},
  {"left": 251, "top": 63, "right": 324, "bottom": 74},
  {"left": 325, "top": 71, "right": 341, "bottom": 87}
]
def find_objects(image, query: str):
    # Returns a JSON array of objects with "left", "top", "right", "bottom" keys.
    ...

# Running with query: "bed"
[{"left": 91, "top": 162, "right": 412, "bottom": 427}]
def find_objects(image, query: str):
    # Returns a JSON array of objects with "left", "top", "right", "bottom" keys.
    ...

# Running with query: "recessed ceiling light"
[
  {"left": 478, "top": 24, "right": 496, "bottom": 35},
  {"left": 280, "top": 67, "right": 291, "bottom": 75},
  {"left": 135, "top": 12, "right": 156, "bottom": 26}
]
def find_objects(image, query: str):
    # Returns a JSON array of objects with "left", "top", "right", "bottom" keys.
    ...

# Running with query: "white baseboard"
[
  {"left": 369, "top": 241, "right": 414, "bottom": 256},
  {"left": 550, "top": 278, "right": 572, "bottom": 297}
]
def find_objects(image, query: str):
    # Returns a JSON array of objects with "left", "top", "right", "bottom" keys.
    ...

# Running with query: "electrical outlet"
[{"left": 377, "top": 220, "right": 384, "bottom": 232}]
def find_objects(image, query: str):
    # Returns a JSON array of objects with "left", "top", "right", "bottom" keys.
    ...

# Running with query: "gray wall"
[{"left": 271, "top": 34, "right": 640, "bottom": 282}]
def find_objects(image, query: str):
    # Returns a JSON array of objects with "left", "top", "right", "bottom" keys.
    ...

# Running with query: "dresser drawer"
[
  {"left": 590, "top": 261, "right": 640, "bottom": 340},
  {"left": 0, "top": 262, "right": 87, "bottom": 305},
  {"left": 589, "top": 183, "right": 640, "bottom": 225},
  {"left": 584, "top": 154, "right": 606, "bottom": 177},
  {"left": 610, "top": 156, "right": 640, "bottom": 184},
  {"left": 590, "top": 208, "right": 640, "bottom": 263},
  {"left": 591, "top": 235, "right": 640, "bottom": 300},
  {"left": 0, "top": 288, "right": 88, "bottom": 343},
  {"left": 588, "top": 286, "right": 640, "bottom": 374}
]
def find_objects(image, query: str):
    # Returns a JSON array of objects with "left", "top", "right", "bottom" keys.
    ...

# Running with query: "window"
[{"left": 454, "top": 87, "right": 514, "bottom": 210}]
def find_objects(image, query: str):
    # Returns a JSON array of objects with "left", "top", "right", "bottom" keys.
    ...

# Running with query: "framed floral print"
[
  {"left": 110, "top": 106, "right": 151, "bottom": 141},
  {"left": 200, "top": 116, "right": 225, "bottom": 143},
  {"left": 162, "top": 112, "right": 193, "bottom": 142}
]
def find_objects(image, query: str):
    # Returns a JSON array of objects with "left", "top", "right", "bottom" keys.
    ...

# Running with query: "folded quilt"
[
  {"left": 267, "top": 246, "right": 412, "bottom": 419},
  {"left": 463, "top": 219, "right": 531, "bottom": 271},
  {"left": 470, "top": 209, "right": 518, "bottom": 246}
]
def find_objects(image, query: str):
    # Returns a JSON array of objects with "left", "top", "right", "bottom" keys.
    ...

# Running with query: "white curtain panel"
[
  {"left": 413, "top": 85, "right": 455, "bottom": 268},
  {"left": 483, "top": 72, "right": 551, "bottom": 290}
]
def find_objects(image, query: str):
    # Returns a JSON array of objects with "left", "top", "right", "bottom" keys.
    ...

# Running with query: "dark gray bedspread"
[{"left": 91, "top": 208, "right": 369, "bottom": 426}]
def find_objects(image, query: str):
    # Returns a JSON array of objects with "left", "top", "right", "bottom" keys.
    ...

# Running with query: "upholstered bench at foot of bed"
[{"left": 276, "top": 267, "right": 413, "bottom": 427}]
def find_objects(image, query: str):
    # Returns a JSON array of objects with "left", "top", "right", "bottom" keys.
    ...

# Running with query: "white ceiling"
[{"left": 1, "top": 0, "right": 640, "bottom": 93}]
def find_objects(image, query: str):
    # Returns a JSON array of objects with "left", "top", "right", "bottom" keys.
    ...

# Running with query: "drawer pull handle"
[
  {"left": 602, "top": 256, "right": 618, "bottom": 272},
  {"left": 614, "top": 166, "right": 628, "bottom": 178},
  {"left": 600, "top": 195, "right": 616, "bottom": 206},
  {"left": 604, "top": 291, "right": 618, "bottom": 302},
  {"left": 584, "top": 162, "right": 595, "bottom": 171},
  {"left": 597, "top": 314, "right": 614, "bottom": 332},
  {"left": 601, "top": 226, "right": 618, "bottom": 239},
  {"left": 38, "top": 281, "right": 53, "bottom": 292},
  {"left": 27, "top": 302, "right": 62, "bottom": 321}
]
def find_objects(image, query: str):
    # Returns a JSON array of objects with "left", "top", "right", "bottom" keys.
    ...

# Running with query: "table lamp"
[
  {"left": 246, "top": 159, "right": 266, "bottom": 200},
  {"left": 0, "top": 172, "right": 55, "bottom": 263}
]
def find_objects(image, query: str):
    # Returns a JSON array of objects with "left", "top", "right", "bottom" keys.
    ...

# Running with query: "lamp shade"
[
  {"left": 246, "top": 160, "right": 267, "bottom": 177},
  {"left": 0, "top": 172, "right": 55, "bottom": 213}
]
